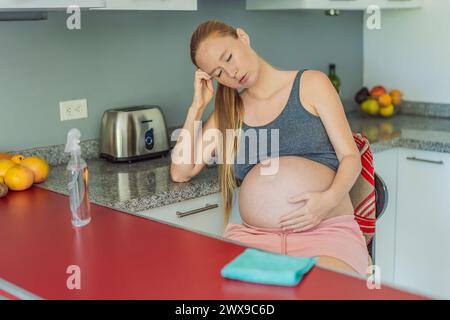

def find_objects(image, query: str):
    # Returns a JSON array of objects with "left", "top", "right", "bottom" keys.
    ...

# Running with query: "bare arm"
[
  {"left": 170, "top": 109, "right": 217, "bottom": 182},
  {"left": 170, "top": 69, "right": 218, "bottom": 182},
  {"left": 305, "top": 70, "right": 362, "bottom": 208}
]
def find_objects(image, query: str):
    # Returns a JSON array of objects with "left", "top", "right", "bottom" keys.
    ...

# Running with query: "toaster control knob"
[{"left": 145, "top": 128, "right": 154, "bottom": 150}]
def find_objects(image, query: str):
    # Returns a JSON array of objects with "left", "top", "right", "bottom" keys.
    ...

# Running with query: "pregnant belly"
[{"left": 238, "top": 156, "right": 354, "bottom": 228}]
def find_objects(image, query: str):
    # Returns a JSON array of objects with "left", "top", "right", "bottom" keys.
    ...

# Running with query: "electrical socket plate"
[{"left": 59, "top": 99, "right": 88, "bottom": 121}]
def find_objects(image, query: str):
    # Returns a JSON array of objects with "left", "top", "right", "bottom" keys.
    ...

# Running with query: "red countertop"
[{"left": 0, "top": 186, "right": 426, "bottom": 300}]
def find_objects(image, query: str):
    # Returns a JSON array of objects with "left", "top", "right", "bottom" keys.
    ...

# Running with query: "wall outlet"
[{"left": 59, "top": 99, "right": 88, "bottom": 121}]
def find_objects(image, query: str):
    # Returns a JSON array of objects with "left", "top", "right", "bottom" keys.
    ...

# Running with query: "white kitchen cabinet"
[
  {"left": 136, "top": 192, "right": 225, "bottom": 238},
  {"left": 395, "top": 148, "right": 450, "bottom": 299},
  {"left": 246, "top": 0, "right": 422, "bottom": 11},
  {"left": 93, "top": 0, "right": 197, "bottom": 11},
  {"left": 373, "top": 148, "right": 399, "bottom": 285},
  {"left": 0, "top": 0, "right": 105, "bottom": 11}
]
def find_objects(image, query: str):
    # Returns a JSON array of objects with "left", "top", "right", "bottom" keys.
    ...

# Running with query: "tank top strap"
[
  {"left": 284, "top": 69, "right": 301, "bottom": 109},
  {"left": 290, "top": 68, "right": 318, "bottom": 119},
  {"left": 267, "top": 68, "right": 305, "bottom": 119}
]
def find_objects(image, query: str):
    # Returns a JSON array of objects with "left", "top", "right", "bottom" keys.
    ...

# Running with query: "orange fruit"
[
  {"left": 389, "top": 89, "right": 403, "bottom": 97},
  {"left": 4, "top": 165, "right": 34, "bottom": 191},
  {"left": 21, "top": 156, "right": 50, "bottom": 183},
  {"left": 0, "top": 159, "right": 16, "bottom": 177},
  {"left": 390, "top": 89, "right": 403, "bottom": 106},
  {"left": 392, "top": 95, "right": 402, "bottom": 106},
  {"left": 11, "top": 154, "right": 25, "bottom": 165},
  {"left": 378, "top": 93, "right": 392, "bottom": 108},
  {"left": 0, "top": 152, "right": 12, "bottom": 160}
]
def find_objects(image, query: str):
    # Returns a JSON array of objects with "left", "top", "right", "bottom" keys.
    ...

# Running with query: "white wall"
[{"left": 363, "top": 0, "right": 450, "bottom": 103}]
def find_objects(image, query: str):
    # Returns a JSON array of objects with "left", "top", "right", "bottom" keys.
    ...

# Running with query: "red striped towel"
[{"left": 349, "top": 133, "right": 376, "bottom": 245}]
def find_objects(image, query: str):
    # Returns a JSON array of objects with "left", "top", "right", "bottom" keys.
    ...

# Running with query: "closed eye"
[{"left": 217, "top": 54, "right": 232, "bottom": 78}]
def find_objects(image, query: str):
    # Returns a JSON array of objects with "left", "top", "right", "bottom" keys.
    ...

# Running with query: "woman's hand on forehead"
[{"left": 197, "top": 68, "right": 213, "bottom": 79}]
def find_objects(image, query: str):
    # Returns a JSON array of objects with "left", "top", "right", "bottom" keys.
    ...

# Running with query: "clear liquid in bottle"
[{"left": 67, "top": 166, "right": 91, "bottom": 227}]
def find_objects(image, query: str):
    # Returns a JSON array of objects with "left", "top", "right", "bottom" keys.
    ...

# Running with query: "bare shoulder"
[
  {"left": 301, "top": 69, "right": 330, "bottom": 93},
  {"left": 299, "top": 69, "right": 331, "bottom": 116}
]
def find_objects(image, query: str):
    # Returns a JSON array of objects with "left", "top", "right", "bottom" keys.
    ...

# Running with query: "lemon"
[
  {"left": 380, "top": 104, "right": 395, "bottom": 117},
  {"left": 361, "top": 99, "right": 380, "bottom": 115}
]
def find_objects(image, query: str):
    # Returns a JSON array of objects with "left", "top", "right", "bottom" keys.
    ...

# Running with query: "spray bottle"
[{"left": 64, "top": 128, "right": 91, "bottom": 227}]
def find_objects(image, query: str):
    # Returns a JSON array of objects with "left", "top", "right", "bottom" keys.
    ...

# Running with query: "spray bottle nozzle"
[{"left": 65, "top": 128, "right": 81, "bottom": 154}]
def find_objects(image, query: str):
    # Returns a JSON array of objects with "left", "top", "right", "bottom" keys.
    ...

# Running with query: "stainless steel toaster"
[{"left": 99, "top": 105, "right": 171, "bottom": 162}]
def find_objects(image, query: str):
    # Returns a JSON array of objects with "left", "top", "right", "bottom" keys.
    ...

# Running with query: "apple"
[{"left": 370, "top": 86, "right": 386, "bottom": 99}]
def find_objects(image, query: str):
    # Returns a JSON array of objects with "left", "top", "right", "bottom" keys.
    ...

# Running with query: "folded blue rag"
[{"left": 221, "top": 248, "right": 317, "bottom": 286}]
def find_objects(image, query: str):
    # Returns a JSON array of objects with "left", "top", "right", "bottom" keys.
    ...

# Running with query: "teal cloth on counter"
[{"left": 221, "top": 248, "right": 317, "bottom": 286}]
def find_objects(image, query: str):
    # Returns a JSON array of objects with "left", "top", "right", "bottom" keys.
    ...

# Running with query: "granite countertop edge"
[{"left": 36, "top": 172, "right": 221, "bottom": 213}]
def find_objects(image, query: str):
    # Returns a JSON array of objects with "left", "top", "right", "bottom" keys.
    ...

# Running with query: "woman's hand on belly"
[
  {"left": 279, "top": 190, "right": 339, "bottom": 232},
  {"left": 238, "top": 156, "right": 354, "bottom": 229}
]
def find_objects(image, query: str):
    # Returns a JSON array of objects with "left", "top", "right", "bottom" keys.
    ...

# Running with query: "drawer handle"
[
  {"left": 406, "top": 156, "right": 444, "bottom": 165},
  {"left": 176, "top": 203, "right": 219, "bottom": 218}
]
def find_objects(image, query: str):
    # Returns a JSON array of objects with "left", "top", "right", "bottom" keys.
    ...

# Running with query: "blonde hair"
[{"left": 190, "top": 20, "right": 244, "bottom": 225}]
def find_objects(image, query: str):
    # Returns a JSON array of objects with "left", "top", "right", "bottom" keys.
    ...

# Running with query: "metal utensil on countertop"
[{"left": 176, "top": 203, "right": 219, "bottom": 218}]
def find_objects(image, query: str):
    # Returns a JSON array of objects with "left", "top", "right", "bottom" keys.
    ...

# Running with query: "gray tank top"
[{"left": 233, "top": 68, "right": 339, "bottom": 183}]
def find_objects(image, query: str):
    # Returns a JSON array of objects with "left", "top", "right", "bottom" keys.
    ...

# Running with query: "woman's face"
[{"left": 195, "top": 28, "right": 259, "bottom": 89}]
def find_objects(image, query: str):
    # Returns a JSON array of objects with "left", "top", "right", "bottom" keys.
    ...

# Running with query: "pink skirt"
[{"left": 223, "top": 214, "right": 369, "bottom": 275}]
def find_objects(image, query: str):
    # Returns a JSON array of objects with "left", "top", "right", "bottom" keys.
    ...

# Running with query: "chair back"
[
  {"left": 374, "top": 172, "right": 389, "bottom": 220},
  {"left": 368, "top": 172, "right": 389, "bottom": 261}
]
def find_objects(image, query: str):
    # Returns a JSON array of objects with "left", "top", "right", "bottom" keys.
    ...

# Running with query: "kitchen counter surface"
[
  {"left": 37, "top": 113, "right": 450, "bottom": 214},
  {"left": 347, "top": 112, "right": 450, "bottom": 154},
  {"left": 0, "top": 187, "right": 427, "bottom": 299}
]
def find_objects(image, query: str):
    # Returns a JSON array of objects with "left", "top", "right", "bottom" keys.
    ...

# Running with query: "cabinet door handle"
[
  {"left": 176, "top": 203, "right": 219, "bottom": 218},
  {"left": 406, "top": 156, "right": 444, "bottom": 165}
]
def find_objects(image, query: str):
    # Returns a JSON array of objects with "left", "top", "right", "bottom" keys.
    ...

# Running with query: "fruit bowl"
[{"left": 354, "top": 86, "right": 403, "bottom": 118}]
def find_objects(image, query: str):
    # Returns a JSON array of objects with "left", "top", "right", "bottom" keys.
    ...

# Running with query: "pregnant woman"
[{"left": 170, "top": 20, "right": 369, "bottom": 275}]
